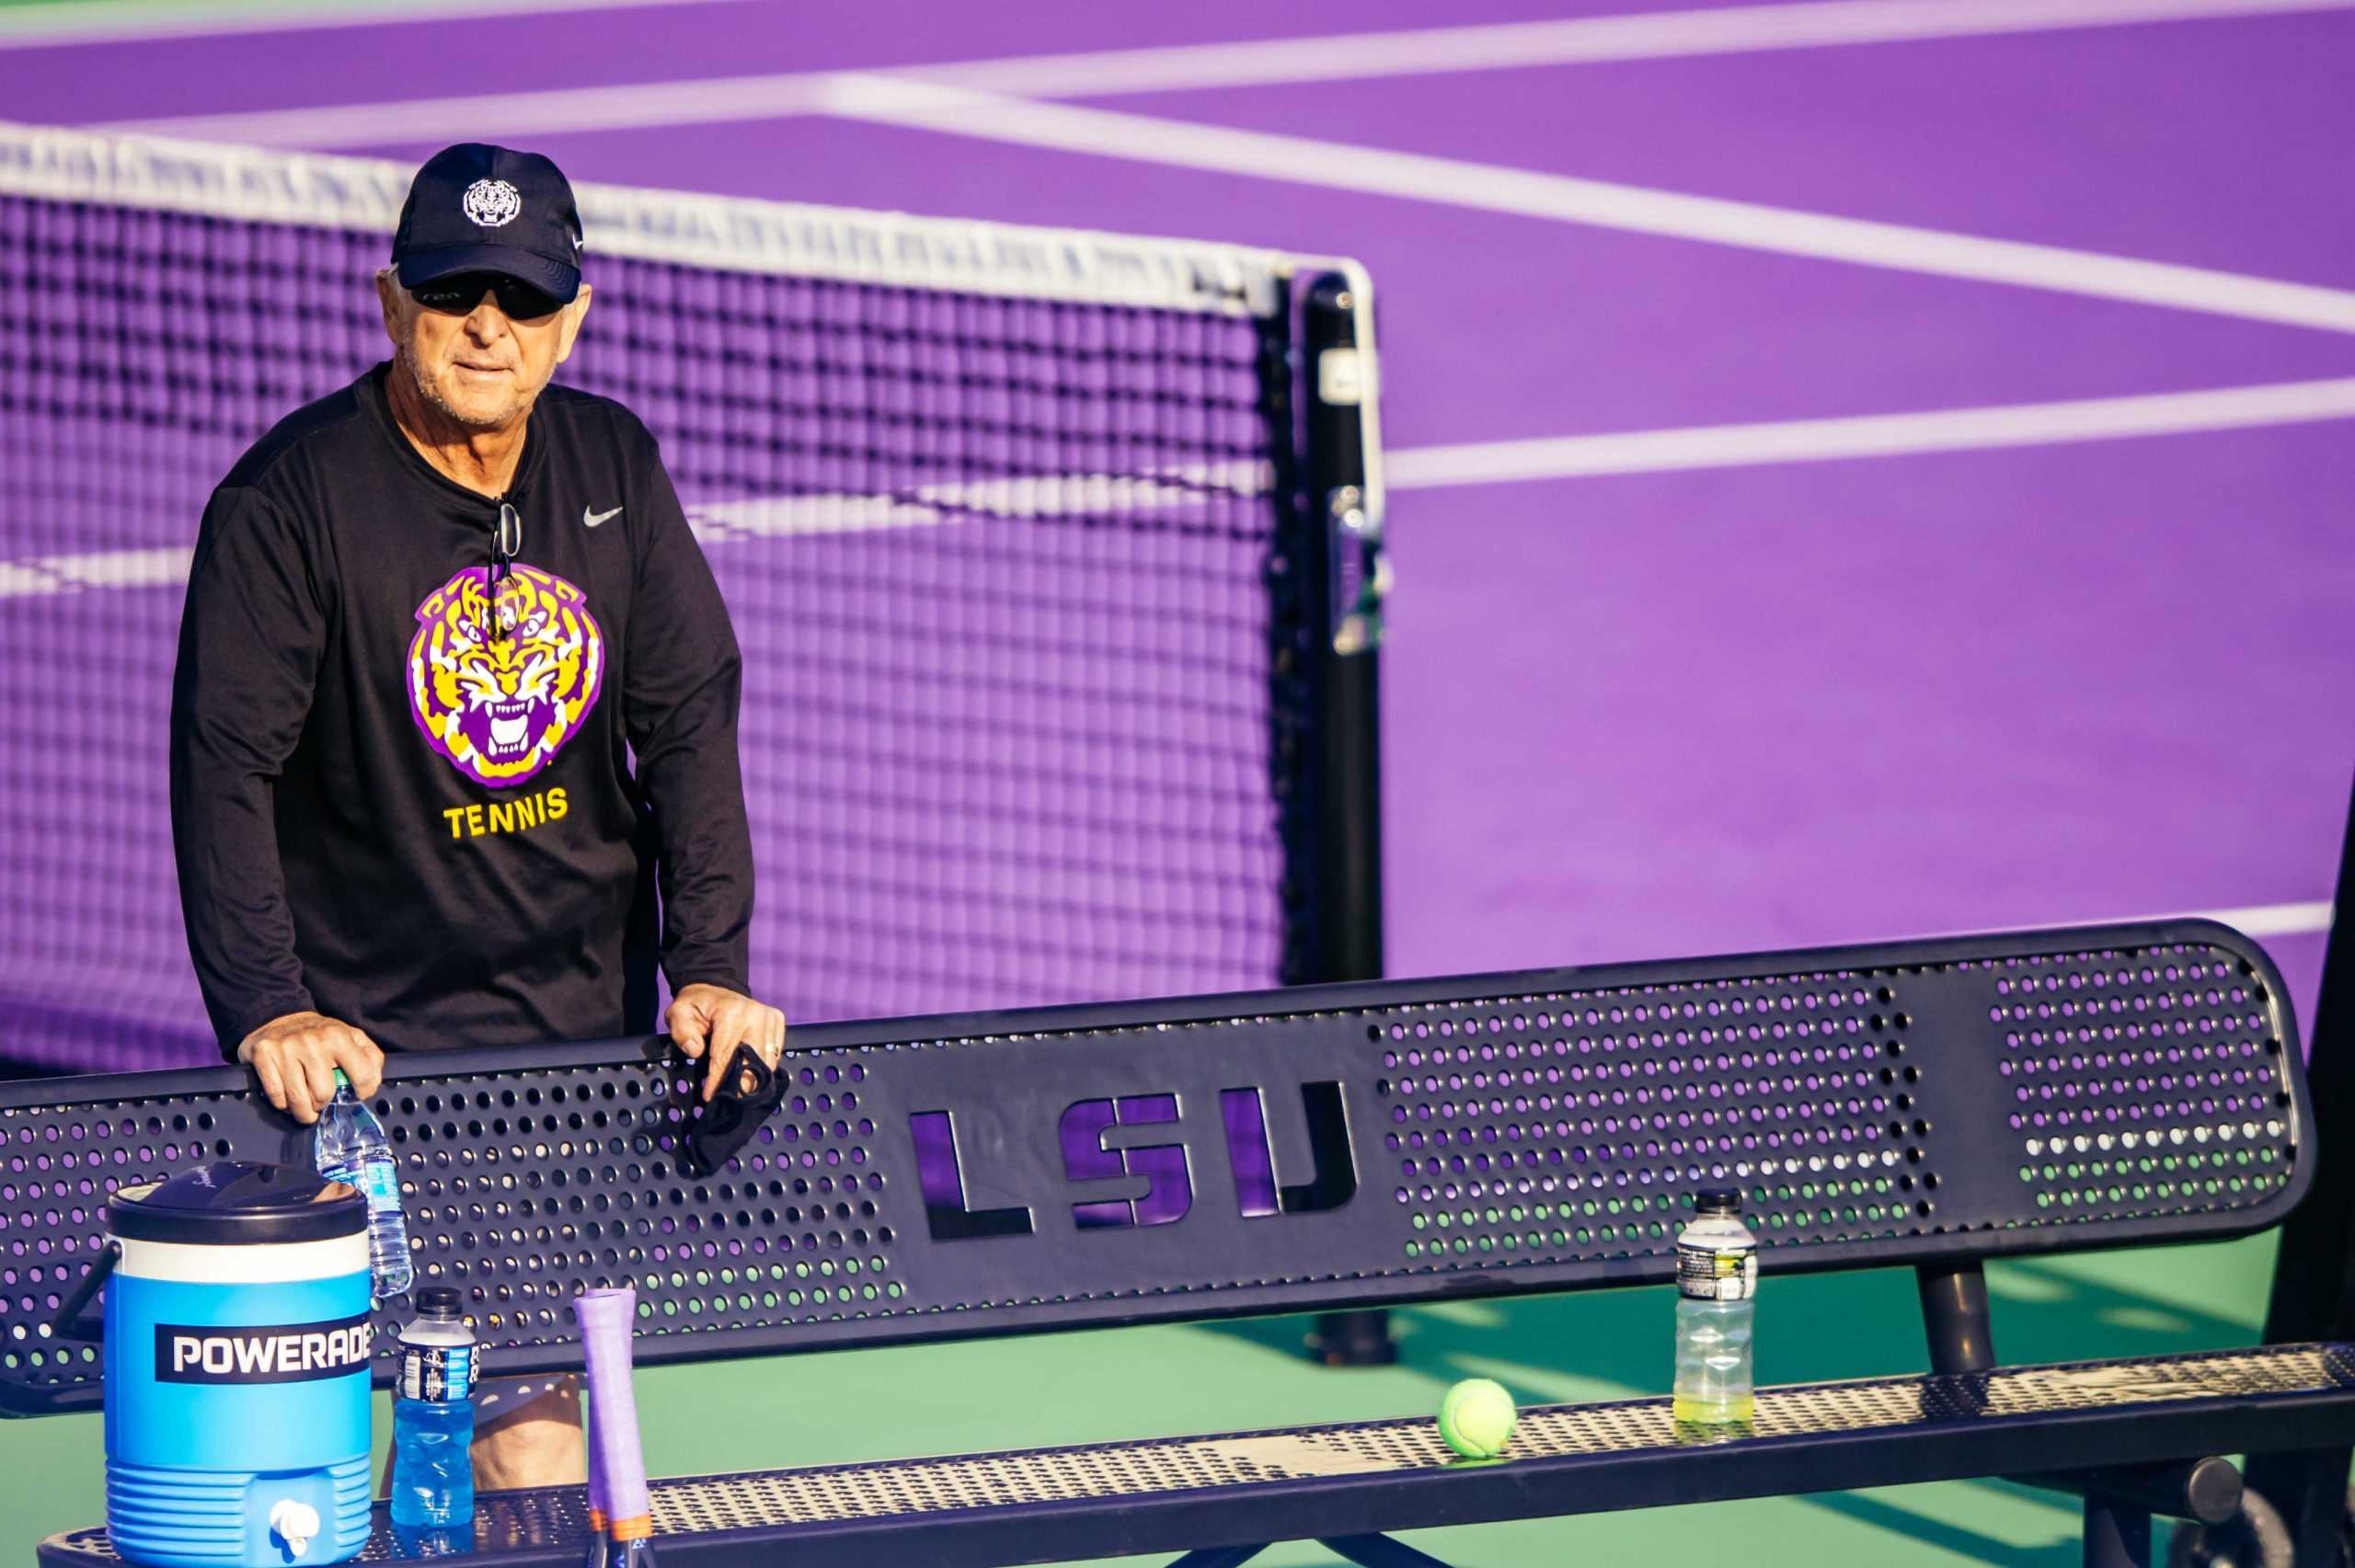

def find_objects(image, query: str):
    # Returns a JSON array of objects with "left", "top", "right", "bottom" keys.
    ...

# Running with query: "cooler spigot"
[{"left": 269, "top": 1500, "right": 321, "bottom": 1558}]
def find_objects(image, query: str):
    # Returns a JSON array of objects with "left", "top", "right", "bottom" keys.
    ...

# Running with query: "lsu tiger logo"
[{"left": 407, "top": 564, "right": 603, "bottom": 788}]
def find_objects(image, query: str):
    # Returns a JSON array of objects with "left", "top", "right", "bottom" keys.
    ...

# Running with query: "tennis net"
[{"left": 0, "top": 122, "right": 1384, "bottom": 1072}]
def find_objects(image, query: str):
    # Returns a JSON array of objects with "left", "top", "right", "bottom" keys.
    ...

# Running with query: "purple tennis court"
[
  {"left": 2, "top": 0, "right": 2347, "bottom": 1060},
  {"left": 0, "top": 0, "right": 2350, "bottom": 1562}
]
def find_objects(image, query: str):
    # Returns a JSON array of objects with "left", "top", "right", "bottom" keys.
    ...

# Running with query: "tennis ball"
[{"left": 1437, "top": 1378, "right": 1517, "bottom": 1459}]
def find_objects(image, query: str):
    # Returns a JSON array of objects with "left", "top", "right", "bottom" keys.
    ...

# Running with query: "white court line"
[
  {"left": 6, "top": 375, "right": 2350, "bottom": 601},
  {"left": 685, "top": 463, "right": 1271, "bottom": 543},
  {"left": 2186, "top": 900, "right": 2335, "bottom": 938},
  {"left": 0, "top": 0, "right": 736, "bottom": 47},
  {"left": 113, "top": 74, "right": 844, "bottom": 150},
  {"left": 0, "top": 468, "right": 1271, "bottom": 598},
  {"left": 100, "top": 0, "right": 2355, "bottom": 133},
  {"left": 8, "top": 382, "right": 2351, "bottom": 588},
  {"left": 824, "top": 77, "right": 2355, "bottom": 338},
  {"left": 1387, "top": 377, "right": 2355, "bottom": 487},
  {"left": 1889, "top": 898, "right": 2333, "bottom": 958},
  {"left": 903, "top": 0, "right": 2355, "bottom": 97},
  {"left": 0, "top": 547, "right": 194, "bottom": 598}
]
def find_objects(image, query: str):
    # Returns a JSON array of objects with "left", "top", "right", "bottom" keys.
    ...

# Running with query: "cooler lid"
[{"left": 109, "top": 1162, "right": 367, "bottom": 1245}]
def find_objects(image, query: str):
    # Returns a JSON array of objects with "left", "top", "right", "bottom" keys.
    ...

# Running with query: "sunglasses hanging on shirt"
[{"left": 487, "top": 502, "right": 522, "bottom": 642}]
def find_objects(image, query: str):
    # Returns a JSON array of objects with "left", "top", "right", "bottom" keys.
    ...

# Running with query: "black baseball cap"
[{"left": 392, "top": 143, "right": 583, "bottom": 304}]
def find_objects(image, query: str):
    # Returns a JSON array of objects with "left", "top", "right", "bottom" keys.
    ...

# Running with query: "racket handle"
[{"left": 573, "top": 1288, "right": 652, "bottom": 1534}]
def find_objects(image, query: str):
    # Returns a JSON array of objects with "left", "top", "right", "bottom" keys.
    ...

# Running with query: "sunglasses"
[{"left": 408, "top": 272, "right": 562, "bottom": 320}]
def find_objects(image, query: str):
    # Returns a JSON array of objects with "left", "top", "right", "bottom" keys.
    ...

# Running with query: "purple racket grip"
[{"left": 573, "top": 1288, "right": 652, "bottom": 1530}]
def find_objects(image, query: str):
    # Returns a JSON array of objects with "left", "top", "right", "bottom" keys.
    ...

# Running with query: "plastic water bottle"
[
  {"left": 314, "top": 1067, "right": 413, "bottom": 1299},
  {"left": 390, "top": 1287, "right": 477, "bottom": 1529},
  {"left": 1672, "top": 1187, "right": 1757, "bottom": 1425}
]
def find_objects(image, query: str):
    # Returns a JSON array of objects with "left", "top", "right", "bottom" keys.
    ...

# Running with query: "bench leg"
[
  {"left": 1167, "top": 1547, "right": 1269, "bottom": 1568},
  {"left": 2084, "top": 1495, "right": 2152, "bottom": 1568},
  {"left": 1317, "top": 1534, "right": 1456, "bottom": 1568},
  {"left": 2245, "top": 1444, "right": 2353, "bottom": 1562}
]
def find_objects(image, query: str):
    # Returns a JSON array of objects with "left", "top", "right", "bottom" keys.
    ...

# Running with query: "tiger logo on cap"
[{"left": 461, "top": 177, "right": 522, "bottom": 228}]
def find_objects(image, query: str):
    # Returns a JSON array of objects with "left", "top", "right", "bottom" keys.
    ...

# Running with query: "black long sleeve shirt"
[{"left": 171, "top": 364, "right": 753, "bottom": 1056}]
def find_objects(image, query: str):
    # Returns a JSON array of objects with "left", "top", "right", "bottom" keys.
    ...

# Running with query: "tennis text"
[{"left": 443, "top": 787, "right": 568, "bottom": 840}]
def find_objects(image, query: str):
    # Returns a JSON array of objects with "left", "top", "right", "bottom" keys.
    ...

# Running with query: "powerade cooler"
[{"left": 102, "top": 1162, "right": 375, "bottom": 1568}]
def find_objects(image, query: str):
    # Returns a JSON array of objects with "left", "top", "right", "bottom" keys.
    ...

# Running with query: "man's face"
[{"left": 377, "top": 269, "right": 592, "bottom": 431}]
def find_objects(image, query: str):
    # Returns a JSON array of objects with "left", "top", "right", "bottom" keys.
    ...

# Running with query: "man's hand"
[
  {"left": 668, "top": 984, "right": 787, "bottom": 1102},
  {"left": 237, "top": 1011, "right": 384, "bottom": 1125}
]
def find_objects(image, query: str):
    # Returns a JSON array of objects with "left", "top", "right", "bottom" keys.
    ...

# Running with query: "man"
[{"left": 170, "top": 143, "right": 786, "bottom": 1489}]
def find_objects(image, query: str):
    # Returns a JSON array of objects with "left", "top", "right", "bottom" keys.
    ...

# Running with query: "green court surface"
[{"left": 0, "top": 1233, "right": 2292, "bottom": 1564}]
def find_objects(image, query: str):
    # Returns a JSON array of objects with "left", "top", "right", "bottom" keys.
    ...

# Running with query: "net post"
[
  {"left": 2248, "top": 770, "right": 2355, "bottom": 1561},
  {"left": 2078, "top": 1494, "right": 2153, "bottom": 1568},
  {"left": 1281, "top": 267, "right": 1386, "bottom": 988},
  {"left": 1286, "top": 268, "right": 1394, "bottom": 1367}
]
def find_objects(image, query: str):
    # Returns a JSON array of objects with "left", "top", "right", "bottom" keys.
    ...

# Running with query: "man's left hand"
[{"left": 668, "top": 984, "right": 788, "bottom": 1102}]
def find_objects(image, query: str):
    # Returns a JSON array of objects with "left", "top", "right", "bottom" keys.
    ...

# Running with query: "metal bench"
[{"left": 13, "top": 919, "right": 2345, "bottom": 1567}]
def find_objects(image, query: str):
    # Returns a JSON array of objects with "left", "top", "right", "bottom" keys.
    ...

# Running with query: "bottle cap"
[
  {"left": 331, "top": 1067, "right": 351, "bottom": 1090},
  {"left": 413, "top": 1285, "right": 465, "bottom": 1320},
  {"left": 1694, "top": 1187, "right": 1743, "bottom": 1215}
]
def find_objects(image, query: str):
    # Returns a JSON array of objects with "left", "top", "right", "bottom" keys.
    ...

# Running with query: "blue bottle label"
[
  {"left": 326, "top": 1157, "right": 403, "bottom": 1217},
  {"left": 398, "top": 1345, "right": 477, "bottom": 1402}
]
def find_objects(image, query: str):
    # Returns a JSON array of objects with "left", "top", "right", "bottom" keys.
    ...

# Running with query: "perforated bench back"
[{"left": 0, "top": 920, "right": 2305, "bottom": 1414}]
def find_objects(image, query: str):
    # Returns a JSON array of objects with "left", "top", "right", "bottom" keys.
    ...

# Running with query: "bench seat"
[{"left": 39, "top": 1344, "right": 2355, "bottom": 1568}]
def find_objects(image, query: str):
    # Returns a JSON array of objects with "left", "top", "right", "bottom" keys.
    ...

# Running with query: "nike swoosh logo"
[{"left": 583, "top": 505, "right": 623, "bottom": 528}]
